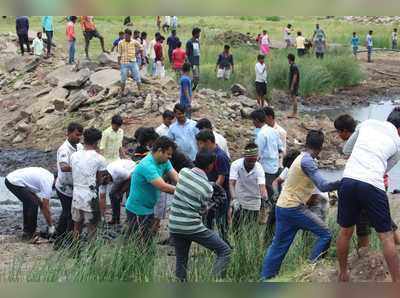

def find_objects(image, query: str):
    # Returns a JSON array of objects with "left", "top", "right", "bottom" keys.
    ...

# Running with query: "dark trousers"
[
  {"left": 126, "top": 210, "right": 155, "bottom": 244},
  {"left": 171, "top": 230, "right": 231, "bottom": 281},
  {"left": 316, "top": 52, "right": 324, "bottom": 59},
  {"left": 45, "top": 30, "right": 53, "bottom": 55},
  {"left": 205, "top": 198, "right": 229, "bottom": 244},
  {"left": 264, "top": 171, "right": 280, "bottom": 244},
  {"left": 110, "top": 191, "right": 122, "bottom": 223},
  {"left": 55, "top": 190, "right": 73, "bottom": 238},
  {"left": 5, "top": 178, "right": 39, "bottom": 236},
  {"left": 232, "top": 208, "right": 259, "bottom": 233},
  {"left": 17, "top": 33, "right": 30, "bottom": 55},
  {"left": 265, "top": 172, "right": 280, "bottom": 202}
]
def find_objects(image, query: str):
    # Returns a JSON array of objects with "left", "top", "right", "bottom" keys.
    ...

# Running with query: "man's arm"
[
  {"left": 40, "top": 198, "right": 53, "bottom": 226},
  {"left": 167, "top": 168, "right": 179, "bottom": 185},
  {"left": 343, "top": 128, "right": 360, "bottom": 156},
  {"left": 229, "top": 179, "right": 237, "bottom": 201},
  {"left": 301, "top": 154, "right": 341, "bottom": 192},
  {"left": 290, "top": 73, "right": 298, "bottom": 90},
  {"left": 216, "top": 175, "right": 225, "bottom": 188},
  {"left": 151, "top": 178, "right": 176, "bottom": 194},
  {"left": 387, "top": 151, "right": 400, "bottom": 173},
  {"left": 59, "top": 162, "right": 72, "bottom": 172}
]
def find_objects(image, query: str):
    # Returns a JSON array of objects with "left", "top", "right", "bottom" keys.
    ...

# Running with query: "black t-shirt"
[
  {"left": 206, "top": 146, "right": 231, "bottom": 198},
  {"left": 289, "top": 63, "right": 300, "bottom": 89},
  {"left": 171, "top": 149, "right": 194, "bottom": 172}
]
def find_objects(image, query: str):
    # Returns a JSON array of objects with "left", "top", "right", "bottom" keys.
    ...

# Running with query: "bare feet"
[{"left": 338, "top": 270, "right": 350, "bottom": 282}]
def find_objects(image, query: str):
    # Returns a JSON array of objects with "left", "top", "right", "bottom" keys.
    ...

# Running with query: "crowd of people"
[{"left": 6, "top": 17, "right": 400, "bottom": 282}]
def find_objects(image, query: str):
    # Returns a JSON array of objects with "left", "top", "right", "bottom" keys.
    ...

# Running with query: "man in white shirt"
[
  {"left": 195, "top": 118, "right": 230, "bottom": 159},
  {"left": 392, "top": 28, "right": 398, "bottom": 50},
  {"left": 71, "top": 127, "right": 107, "bottom": 240},
  {"left": 54, "top": 122, "right": 83, "bottom": 244},
  {"left": 228, "top": 143, "right": 267, "bottom": 231},
  {"left": 263, "top": 107, "right": 287, "bottom": 168},
  {"left": 255, "top": 54, "right": 267, "bottom": 108},
  {"left": 147, "top": 32, "right": 161, "bottom": 76},
  {"left": 5, "top": 167, "right": 55, "bottom": 242},
  {"left": 155, "top": 110, "right": 175, "bottom": 137},
  {"left": 99, "top": 159, "right": 136, "bottom": 225},
  {"left": 337, "top": 108, "right": 400, "bottom": 282}
]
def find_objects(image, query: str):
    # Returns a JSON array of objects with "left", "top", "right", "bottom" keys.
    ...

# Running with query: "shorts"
[
  {"left": 71, "top": 207, "right": 99, "bottom": 225},
  {"left": 83, "top": 29, "right": 102, "bottom": 41},
  {"left": 356, "top": 209, "right": 398, "bottom": 237},
  {"left": 120, "top": 62, "right": 141, "bottom": 83},
  {"left": 352, "top": 46, "right": 358, "bottom": 55},
  {"left": 338, "top": 178, "right": 392, "bottom": 233},
  {"left": 255, "top": 81, "right": 267, "bottom": 96},
  {"left": 297, "top": 48, "right": 305, "bottom": 56},
  {"left": 217, "top": 68, "right": 231, "bottom": 80},
  {"left": 290, "top": 86, "right": 299, "bottom": 96}
]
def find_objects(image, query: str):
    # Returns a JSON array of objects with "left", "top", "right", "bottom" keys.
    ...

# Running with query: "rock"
[
  {"left": 144, "top": 94, "right": 153, "bottom": 110},
  {"left": 34, "top": 87, "right": 52, "bottom": 98},
  {"left": 4, "top": 55, "right": 39, "bottom": 73},
  {"left": 240, "top": 107, "right": 254, "bottom": 118},
  {"left": 46, "top": 65, "right": 91, "bottom": 88},
  {"left": 53, "top": 98, "right": 66, "bottom": 111},
  {"left": 12, "top": 133, "right": 26, "bottom": 144},
  {"left": 16, "top": 121, "right": 30, "bottom": 133},
  {"left": 98, "top": 52, "right": 119, "bottom": 67},
  {"left": 19, "top": 110, "right": 32, "bottom": 121},
  {"left": 13, "top": 80, "right": 24, "bottom": 90},
  {"left": 191, "top": 101, "right": 201, "bottom": 112},
  {"left": 334, "top": 159, "right": 347, "bottom": 168},
  {"left": 228, "top": 102, "right": 242, "bottom": 110},
  {"left": 68, "top": 90, "right": 89, "bottom": 112},
  {"left": 89, "top": 69, "right": 120, "bottom": 90},
  {"left": 76, "top": 58, "right": 99, "bottom": 71},
  {"left": 238, "top": 96, "right": 257, "bottom": 108},
  {"left": 43, "top": 105, "right": 55, "bottom": 113},
  {"left": 231, "top": 83, "right": 247, "bottom": 95}
]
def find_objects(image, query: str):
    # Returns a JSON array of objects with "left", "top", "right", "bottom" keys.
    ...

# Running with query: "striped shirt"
[
  {"left": 118, "top": 39, "right": 143, "bottom": 64},
  {"left": 169, "top": 168, "right": 213, "bottom": 234}
]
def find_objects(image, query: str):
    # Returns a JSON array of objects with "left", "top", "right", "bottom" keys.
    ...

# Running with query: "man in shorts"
[
  {"left": 71, "top": 128, "right": 107, "bottom": 240},
  {"left": 336, "top": 108, "right": 400, "bottom": 282},
  {"left": 186, "top": 27, "right": 201, "bottom": 91},
  {"left": 287, "top": 53, "right": 300, "bottom": 118},
  {"left": 255, "top": 54, "right": 267, "bottom": 108},
  {"left": 216, "top": 45, "right": 234, "bottom": 80},
  {"left": 81, "top": 16, "right": 108, "bottom": 60}
]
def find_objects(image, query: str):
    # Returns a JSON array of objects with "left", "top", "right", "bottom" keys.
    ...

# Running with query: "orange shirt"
[
  {"left": 66, "top": 21, "right": 75, "bottom": 41},
  {"left": 172, "top": 48, "right": 186, "bottom": 70},
  {"left": 81, "top": 16, "right": 96, "bottom": 31}
]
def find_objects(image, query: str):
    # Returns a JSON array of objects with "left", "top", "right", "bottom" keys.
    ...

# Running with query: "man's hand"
[{"left": 227, "top": 207, "right": 233, "bottom": 225}]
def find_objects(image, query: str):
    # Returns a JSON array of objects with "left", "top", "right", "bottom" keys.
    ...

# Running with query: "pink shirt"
[
  {"left": 66, "top": 21, "right": 75, "bottom": 41},
  {"left": 172, "top": 48, "right": 186, "bottom": 70}
]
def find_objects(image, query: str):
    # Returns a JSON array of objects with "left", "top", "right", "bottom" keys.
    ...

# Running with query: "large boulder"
[
  {"left": 76, "top": 58, "right": 99, "bottom": 71},
  {"left": 240, "top": 107, "right": 254, "bottom": 118},
  {"left": 231, "top": 83, "right": 247, "bottom": 96},
  {"left": 98, "top": 52, "right": 119, "bottom": 67},
  {"left": 238, "top": 95, "right": 257, "bottom": 108},
  {"left": 46, "top": 65, "right": 91, "bottom": 88},
  {"left": 3, "top": 55, "right": 40, "bottom": 73},
  {"left": 89, "top": 69, "right": 120, "bottom": 90},
  {"left": 48, "top": 87, "right": 69, "bottom": 99},
  {"left": 68, "top": 90, "right": 89, "bottom": 112}
]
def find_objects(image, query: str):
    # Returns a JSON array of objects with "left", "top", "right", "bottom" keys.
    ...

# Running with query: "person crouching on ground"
[
  {"left": 5, "top": 167, "right": 55, "bottom": 243},
  {"left": 70, "top": 128, "right": 107, "bottom": 241},
  {"left": 261, "top": 130, "right": 340, "bottom": 280},
  {"left": 216, "top": 45, "right": 234, "bottom": 80},
  {"left": 169, "top": 149, "right": 231, "bottom": 281}
]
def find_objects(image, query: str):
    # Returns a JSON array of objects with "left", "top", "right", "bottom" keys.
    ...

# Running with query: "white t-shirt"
[
  {"left": 343, "top": 119, "right": 400, "bottom": 191},
  {"left": 230, "top": 158, "right": 265, "bottom": 210},
  {"left": 273, "top": 123, "right": 287, "bottom": 167},
  {"left": 392, "top": 31, "right": 398, "bottom": 41},
  {"left": 284, "top": 27, "right": 291, "bottom": 40},
  {"left": 55, "top": 140, "right": 83, "bottom": 197},
  {"left": 214, "top": 131, "right": 231, "bottom": 159},
  {"left": 255, "top": 62, "right": 267, "bottom": 83},
  {"left": 99, "top": 159, "right": 136, "bottom": 194},
  {"left": 156, "top": 123, "right": 170, "bottom": 137},
  {"left": 32, "top": 37, "right": 44, "bottom": 56},
  {"left": 71, "top": 150, "right": 107, "bottom": 212},
  {"left": 6, "top": 167, "right": 54, "bottom": 200}
]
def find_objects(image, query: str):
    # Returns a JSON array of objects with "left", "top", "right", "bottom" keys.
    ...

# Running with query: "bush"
[{"left": 265, "top": 16, "right": 281, "bottom": 22}]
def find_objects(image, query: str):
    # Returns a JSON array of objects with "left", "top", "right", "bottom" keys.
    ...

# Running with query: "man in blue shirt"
[
  {"left": 16, "top": 16, "right": 30, "bottom": 55},
  {"left": 179, "top": 63, "right": 193, "bottom": 118},
  {"left": 252, "top": 109, "right": 283, "bottom": 202},
  {"left": 351, "top": 32, "right": 359, "bottom": 57},
  {"left": 125, "top": 136, "right": 179, "bottom": 243},
  {"left": 366, "top": 30, "right": 373, "bottom": 63},
  {"left": 196, "top": 130, "right": 231, "bottom": 244},
  {"left": 167, "top": 29, "right": 180, "bottom": 63},
  {"left": 111, "top": 31, "right": 124, "bottom": 52},
  {"left": 41, "top": 16, "right": 53, "bottom": 58},
  {"left": 168, "top": 104, "right": 199, "bottom": 161}
]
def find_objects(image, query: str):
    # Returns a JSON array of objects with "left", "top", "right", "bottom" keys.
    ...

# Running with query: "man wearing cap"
[{"left": 228, "top": 143, "right": 267, "bottom": 232}]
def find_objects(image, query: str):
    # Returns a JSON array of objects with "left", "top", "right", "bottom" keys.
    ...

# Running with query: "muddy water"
[{"left": 304, "top": 97, "right": 400, "bottom": 191}]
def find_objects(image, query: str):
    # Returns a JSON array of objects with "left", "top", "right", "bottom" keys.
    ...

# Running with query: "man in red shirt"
[
  {"left": 80, "top": 16, "right": 108, "bottom": 60},
  {"left": 154, "top": 35, "right": 165, "bottom": 78},
  {"left": 66, "top": 16, "right": 77, "bottom": 64},
  {"left": 172, "top": 40, "right": 186, "bottom": 80}
]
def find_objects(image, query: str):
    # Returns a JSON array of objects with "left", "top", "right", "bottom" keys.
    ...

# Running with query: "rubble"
[
  {"left": 231, "top": 83, "right": 247, "bottom": 96},
  {"left": 214, "top": 30, "right": 257, "bottom": 47}
]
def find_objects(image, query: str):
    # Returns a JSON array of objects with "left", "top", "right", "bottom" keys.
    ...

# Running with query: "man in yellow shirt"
[
  {"left": 295, "top": 31, "right": 306, "bottom": 57},
  {"left": 118, "top": 28, "right": 143, "bottom": 96},
  {"left": 100, "top": 115, "right": 125, "bottom": 164}
]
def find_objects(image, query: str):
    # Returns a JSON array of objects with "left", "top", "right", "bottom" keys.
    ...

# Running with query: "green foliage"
[{"left": 265, "top": 16, "right": 281, "bottom": 22}]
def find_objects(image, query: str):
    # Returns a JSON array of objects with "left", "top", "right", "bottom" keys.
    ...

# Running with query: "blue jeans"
[
  {"left": 367, "top": 46, "right": 372, "bottom": 62},
  {"left": 120, "top": 62, "right": 141, "bottom": 83},
  {"left": 171, "top": 229, "right": 231, "bottom": 281},
  {"left": 68, "top": 40, "right": 75, "bottom": 64},
  {"left": 261, "top": 205, "right": 331, "bottom": 280}
]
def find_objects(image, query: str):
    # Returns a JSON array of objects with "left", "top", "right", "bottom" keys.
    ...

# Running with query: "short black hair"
[
  {"left": 83, "top": 127, "right": 102, "bottom": 145},
  {"left": 162, "top": 110, "right": 175, "bottom": 120},
  {"left": 387, "top": 107, "right": 400, "bottom": 129},
  {"left": 306, "top": 130, "right": 325, "bottom": 151},
  {"left": 353, "top": 32, "right": 356, "bottom": 35},
  {"left": 334, "top": 114, "right": 356, "bottom": 133},
  {"left": 194, "top": 150, "right": 216, "bottom": 170},
  {"left": 134, "top": 30, "right": 140, "bottom": 35},
  {"left": 111, "top": 115, "right": 123, "bottom": 126},
  {"left": 177, "top": 40, "right": 182, "bottom": 48},
  {"left": 155, "top": 32, "right": 161, "bottom": 38},
  {"left": 283, "top": 149, "right": 301, "bottom": 168},
  {"left": 70, "top": 16, "right": 77, "bottom": 22},
  {"left": 137, "top": 127, "right": 159, "bottom": 146},
  {"left": 196, "top": 130, "right": 215, "bottom": 144},
  {"left": 297, "top": 31, "right": 302, "bottom": 36},
  {"left": 192, "top": 27, "right": 201, "bottom": 36},
  {"left": 196, "top": 118, "right": 213, "bottom": 130},
  {"left": 287, "top": 53, "right": 295, "bottom": 62},
  {"left": 244, "top": 142, "right": 258, "bottom": 151},
  {"left": 37, "top": 32, "right": 42, "bottom": 37},
  {"left": 250, "top": 109, "right": 266, "bottom": 123},
  {"left": 224, "top": 45, "right": 230, "bottom": 50},
  {"left": 172, "top": 29, "right": 176, "bottom": 35},
  {"left": 257, "top": 54, "right": 265, "bottom": 61},
  {"left": 369, "top": 30, "right": 373, "bottom": 34},
  {"left": 141, "top": 31, "right": 147, "bottom": 39},
  {"left": 263, "top": 106, "right": 275, "bottom": 119},
  {"left": 67, "top": 122, "right": 83, "bottom": 134},
  {"left": 182, "top": 62, "right": 191, "bottom": 73},
  {"left": 287, "top": 24, "right": 292, "bottom": 28},
  {"left": 152, "top": 136, "right": 177, "bottom": 153},
  {"left": 174, "top": 103, "right": 186, "bottom": 113},
  {"left": 124, "top": 28, "right": 132, "bottom": 36},
  {"left": 119, "top": 31, "right": 124, "bottom": 36}
]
